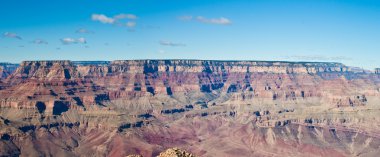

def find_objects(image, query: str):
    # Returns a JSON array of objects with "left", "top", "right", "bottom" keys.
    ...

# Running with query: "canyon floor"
[{"left": 1, "top": 60, "right": 380, "bottom": 157}]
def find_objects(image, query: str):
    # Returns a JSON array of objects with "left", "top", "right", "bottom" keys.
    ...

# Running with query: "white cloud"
[
  {"left": 178, "top": 15, "right": 232, "bottom": 25},
  {"left": 2, "top": 32, "right": 22, "bottom": 40},
  {"left": 77, "top": 37, "right": 87, "bottom": 44},
  {"left": 31, "top": 39, "right": 48, "bottom": 44},
  {"left": 91, "top": 13, "right": 138, "bottom": 28},
  {"left": 76, "top": 28, "right": 94, "bottom": 34},
  {"left": 60, "top": 37, "right": 87, "bottom": 45},
  {"left": 178, "top": 15, "right": 193, "bottom": 21},
  {"left": 91, "top": 14, "right": 115, "bottom": 24},
  {"left": 196, "top": 16, "right": 232, "bottom": 25},
  {"left": 159, "top": 40, "right": 186, "bottom": 47},
  {"left": 126, "top": 21, "right": 136, "bottom": 27},
  {"left": 114, "top": 13, "right": 137, "bottom": 20},
  {"left": 61, "top": 38, "right": 76, "bottom": 44}
]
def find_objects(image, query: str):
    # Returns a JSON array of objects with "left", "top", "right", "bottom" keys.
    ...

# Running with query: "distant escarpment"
[
  {"left": 375, "top": 68, "right": 380, "bottom": 74},
  {"left": 0, "top": 62, "right": 18, "bottom": 78},
  {"left": 1, "top": 60, "right": 380, "bottom": 157}
]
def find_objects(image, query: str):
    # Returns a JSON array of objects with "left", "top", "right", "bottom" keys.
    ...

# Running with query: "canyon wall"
[{"left": 1, "top": 60, "right": 380, "bottom": 157}]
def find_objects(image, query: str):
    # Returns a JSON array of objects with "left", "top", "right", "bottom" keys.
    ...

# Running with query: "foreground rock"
[
  {"left": 157, "top": 148, "right": 195, "bottom": 157},
  {"left": 126, "top": 148, "right": 195, "bottom": 157}
]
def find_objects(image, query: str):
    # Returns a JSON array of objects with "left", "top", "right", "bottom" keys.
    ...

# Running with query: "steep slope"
[{"left": 1, "top": 60, "right": 380, "bottom": 157}]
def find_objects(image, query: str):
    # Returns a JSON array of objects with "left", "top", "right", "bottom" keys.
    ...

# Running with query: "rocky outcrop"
[
  {"left": 126, "top": 155, "right": 143, "bottom": 157},
  {"left": 157, "top": 148, "right": 196, "bottom": 157},
  {"left": 125, "top": 148, "right": 195, "bottom": 157}
]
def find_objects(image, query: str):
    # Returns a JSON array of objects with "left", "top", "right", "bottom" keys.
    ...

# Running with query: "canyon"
[{"left": 1, "top": 60, "right": 380, "bottom": 157}]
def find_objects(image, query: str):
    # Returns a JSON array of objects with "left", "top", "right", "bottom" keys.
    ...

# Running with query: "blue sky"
[{"left": 1, "top": 0, "right": 380, "bottom": 69}]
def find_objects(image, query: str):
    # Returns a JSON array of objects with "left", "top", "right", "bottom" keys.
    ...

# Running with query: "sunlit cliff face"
[{"left": 1, "top": 60, "right": 380, "bottom": 157}]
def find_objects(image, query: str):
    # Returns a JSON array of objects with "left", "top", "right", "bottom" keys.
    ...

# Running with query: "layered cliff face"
[
  {"left": 0, "top": 63, "right": 18, "bottom": 79},
  {"left": 8, "top": 60, "right": 76, "bottom": 81},
  {"left": 1, "top": 60, "right": 380, "bottom": 157}
]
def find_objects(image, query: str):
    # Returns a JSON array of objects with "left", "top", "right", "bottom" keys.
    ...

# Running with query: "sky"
[{"left": 0, "top": 0, "right": 380, "bottom": 69}]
